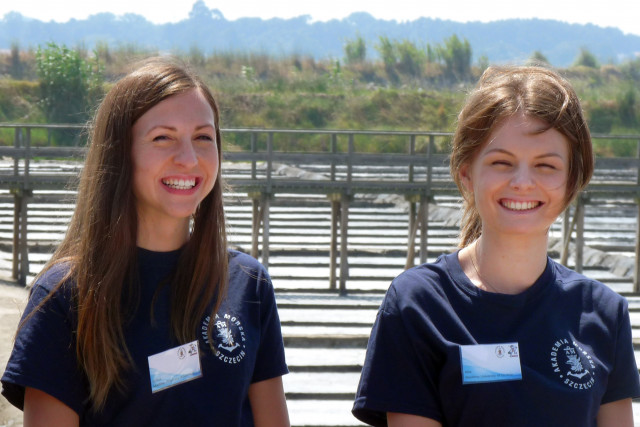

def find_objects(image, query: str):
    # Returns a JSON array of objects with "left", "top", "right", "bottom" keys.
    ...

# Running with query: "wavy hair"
[
  {"left": 449, "top": 66, "right": 594, "bottom": 247},
  {"left": 31, "top": 58, "right": 228, "bottom": 410}
]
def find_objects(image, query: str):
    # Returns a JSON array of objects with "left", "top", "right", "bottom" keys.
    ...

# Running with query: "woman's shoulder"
[
  {"left": 30, "top": 261, "right": 74, "bottom": 295},
  {"left": 228, "top": 249, "right": 268, "bottom": 276},
  {"left": 384, "top": 253, "right": 454, "bottom": 311},
  {"left": 226, "top": 249, "right": 273, "bottom": 295},
  {"left": 551, "top": 259, "right": 628, "bottom": 309}
]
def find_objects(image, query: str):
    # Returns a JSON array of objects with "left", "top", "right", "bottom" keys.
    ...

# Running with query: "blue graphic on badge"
[
  {"left": 460, "top": 342, "right": 522, "bottom": 384},
  {"left": 148, "top": 340, "right": 202, "bottom": 393}
]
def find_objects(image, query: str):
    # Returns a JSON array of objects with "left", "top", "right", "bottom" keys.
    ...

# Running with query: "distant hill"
[{"left": 1, "top": 1, "right": 639, "bottom": 67}]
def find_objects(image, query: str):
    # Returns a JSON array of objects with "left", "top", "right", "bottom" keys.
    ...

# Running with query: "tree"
[
  {"left": 375, "top": 36, "right": 398, "bottom": 83},
  {"left": 573, "top": 47, "right": 599, "bottom": 68},
  {"left": 476, "top": 55, "right": 490, "bottom": 74},
  {"left": 344, "top": 35, "right": 366, "bottom": 65},
  {"left": 527, "top": 50, "right": 550, "bottom": 67},
  {"left": 395, "top": 40, "right": 425, "bottom": 78},
  {"left": 188, "top": 0, "right": 212, "bottom": 20},
  {"left": 618, "top": 88, "right": 637, "bottom": 127},
  {"left": 36, "top": 43, "right": 103, "bottom": 143},
  {"left": 437, "top": 34, "right": 472, "bottom": 82},
  {"left": 9, "top": 41, "right": 24, "bottom": 79}
]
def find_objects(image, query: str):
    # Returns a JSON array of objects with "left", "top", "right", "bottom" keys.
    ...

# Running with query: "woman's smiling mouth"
[
  {"left": 162, "top": 177, "right": 197, "bottom": 190},
  {"left": 500, "top": 199, "right": 542, "bottom": 211}
]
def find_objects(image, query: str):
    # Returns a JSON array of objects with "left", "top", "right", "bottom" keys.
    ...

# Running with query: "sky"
[{"left": 2, "top": 0, "right": 639, "bottom": 37}]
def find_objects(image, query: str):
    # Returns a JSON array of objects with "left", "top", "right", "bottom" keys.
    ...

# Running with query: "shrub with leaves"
[{"left": 36, "top": 42, "right": 103, "bottom": 126}]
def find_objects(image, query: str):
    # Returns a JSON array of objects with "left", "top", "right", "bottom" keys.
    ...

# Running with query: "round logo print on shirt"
[
  {"left": 549, "top": 337, "right": 596, "bottom": 390},
  {"left": 201, "top": 312, "right": 247, "bottom": 364}
]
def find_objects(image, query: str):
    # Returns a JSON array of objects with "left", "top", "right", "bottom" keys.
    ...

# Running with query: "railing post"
[
  {"left": 328, "top": 135, "right": 340, "bottom": 291},
  {"left": 424, "top": 136, "right": 434, "bottom": 263},
  {"left": 17, "top": 190, "right": 30, "bottom": 285},
  {"left": 427, "top": 135, "right": 434, "bottom": 191},
  {"left": 328, "top": 193, "right": 341, "bottom": 290},
  {"left": 339, "top": 193, "right": 350, "bottom": 296},
  {"left": 13, "top": 126, "right": 20, "bottom": 176},
  {"left": 419, "top": 196, "right": 429, "bottom": 265},
  {"left": 634, "top": 139, "right": 640, "bottom": 292},
  {"left": 405, "top": 195, "right": 430, "bottom": 269},
  {"left": 407, "top": 135, "right": 416, "bottom": 253},
  {"left": 266, "top": 132, "right": 273, "bottom": 194},
  {"left": 11, "top": 127, "right": 21, "bottom": 281},
  {"left": 330, "top": 133, "right": 337, "bottom": 181},
  {"left": 250, "top": 132, "right": 257, "bottom": 180},
  {"left": 408, "top": 135, "right": 415, "bottom": 182},
  {"left": 347, "top": 134, "right": 353, "bottom": 191},
  {"left": 11, "top": 188, "right": 22, "bottom": 282},
  {"left": 405, "top": 194, "right": 420, "bottom": 269},
  {"left": 261, "top": 193, "right": 270, "bottom": 269},
  {"left": 10, "top": 126, "right": 30, "bottom": 285},
  {"left": 635, "top": 196, "right": 640, "bottom": 293},
  {"left": 405, "top": 194, "right": 418, "bottom": 269},
  {"left": 337, "top": 134, "right": 354, "bottom": 295},
  {"left": 407, "top": 201, "right": 416, "bottom": 256},
  {"left": 249, "top": 192, "right": 261, "bottom": 259}
]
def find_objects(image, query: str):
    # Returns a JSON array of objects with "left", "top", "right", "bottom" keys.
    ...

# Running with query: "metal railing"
[{"left": 1, "top": 124, "right": 639, "bottom": 292}]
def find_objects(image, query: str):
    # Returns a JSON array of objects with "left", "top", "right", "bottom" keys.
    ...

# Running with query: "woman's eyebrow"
[
  {"left": 483, "top": 148, "right": 564, "bottom": 159},
  {"left": 144, "top": 123, "right": 215, "bottom": 134}
]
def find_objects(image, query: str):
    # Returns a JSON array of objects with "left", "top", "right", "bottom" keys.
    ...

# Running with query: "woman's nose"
[
  {"left": 510, "top": 166, "right": 535, "bottom": 190},
  {"left": 174, "top": 138, "right": 198, "bottom": 167}
]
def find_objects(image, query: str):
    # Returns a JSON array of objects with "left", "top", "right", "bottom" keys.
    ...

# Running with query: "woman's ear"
[{"left": 459, "top": 163, "right": 473, "bottom": 193}]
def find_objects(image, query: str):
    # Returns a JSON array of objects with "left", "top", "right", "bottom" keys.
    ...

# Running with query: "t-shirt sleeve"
[
  {"left": 352, "top": 283, "right": 443, "bottom": 426},
  {"left": 600, "top": 298, "right": 640, "bottom": 404},
  {"left": 1, "top": 272, "right": 87, "bottom": 416},
  {"left": 250, "top": 269, "right": 288, "bottom": 384}
]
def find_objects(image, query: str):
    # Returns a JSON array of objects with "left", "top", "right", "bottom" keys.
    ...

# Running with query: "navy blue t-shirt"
[
  {"left": 1, "top": 249, "right": 288, "bottom": 426},
  {"left": 352, "top": 251, "right": 640, "bottom": 426}
]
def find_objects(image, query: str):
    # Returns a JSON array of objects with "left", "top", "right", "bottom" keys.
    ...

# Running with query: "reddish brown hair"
[{"left": 450, "top": 66, "right": 594, "bottom": 247}]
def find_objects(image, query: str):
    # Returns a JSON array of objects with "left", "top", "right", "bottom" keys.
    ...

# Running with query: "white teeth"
[
  {"left": 502, "top": 200, "right": 539, "bottom": 211},
  {"left": 163, "top": 178, "right": 196, "bottom": 190}
]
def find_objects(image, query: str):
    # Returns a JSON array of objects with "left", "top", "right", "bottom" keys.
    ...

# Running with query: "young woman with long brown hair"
[
  {"left": 1, "top": 59, "right": 289, "bottom": 426},
  {"left": 352, "top": 66, "right": 640, "bottom": 426}
]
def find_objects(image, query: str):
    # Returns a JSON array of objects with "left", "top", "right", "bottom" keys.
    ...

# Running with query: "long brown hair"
[
  {"left": 449, "top": 66, "right": 594, "bottom": 247},
  {"left": 32, "top": 58, "right": 228, "bottom": 410}
]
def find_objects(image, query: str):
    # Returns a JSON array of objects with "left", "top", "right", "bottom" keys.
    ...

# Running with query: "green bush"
[{"left": 36, "top": 42, "right": 103, "bottom": 144}]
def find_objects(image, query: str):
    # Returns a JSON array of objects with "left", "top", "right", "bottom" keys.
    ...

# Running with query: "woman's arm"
[
  {"left": 248, "top": 376, "right": 290, "bottom": 427},
  {"left": 24, "top": 387, "right": 79, "bottom": 427},
  {"left": 388, "top": 412, "right": 442, "bottom": 427},
  {"left": 597, "top": 398, "right": 633, "bottom": 427}
]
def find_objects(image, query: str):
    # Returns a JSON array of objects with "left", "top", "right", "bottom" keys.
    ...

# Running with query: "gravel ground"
[{"left": 0, "top": 279, "right": 26, "bottom": 427}]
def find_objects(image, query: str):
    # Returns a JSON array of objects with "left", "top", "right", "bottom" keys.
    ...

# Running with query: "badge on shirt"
[
  {"left": 460, "top": 342, "right": 522, "bottom": 384},
  {"left": 148, "top": 340, "right": 202, "bottom": 393}
]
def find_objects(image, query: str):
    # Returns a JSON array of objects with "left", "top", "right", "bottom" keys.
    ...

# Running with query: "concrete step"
[
  {"left": 280, "top": 308, "right": 378, "bottom": 327},
  {"left": 287, "top": 400, "right": 364, "bottom": 427},
  {"left": 286, "top": 348, "right": 366, "bottom": 372},
  {"left": 284, "top": 372, "right": 360, "bottom": 399}
]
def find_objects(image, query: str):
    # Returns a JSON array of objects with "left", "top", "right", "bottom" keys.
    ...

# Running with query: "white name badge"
[
  {"left": 460, "top": 342, "right": 522, "bottom": 384},
  {"left": 148, "top": 340, "right": 202, "bottom": 393}
]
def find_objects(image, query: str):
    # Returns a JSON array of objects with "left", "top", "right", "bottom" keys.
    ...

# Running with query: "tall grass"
[{"left": 0, "top": 46, "right": 638, "bottom": 156}]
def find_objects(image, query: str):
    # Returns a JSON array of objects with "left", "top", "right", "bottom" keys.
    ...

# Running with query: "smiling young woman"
[
  {"left": 352, "top": 66, "right": 640, "bottom": 427},
  {"left": 1, "top": 58, "right": 290, "bottom": 427},
  {"left": 131, "top": 88, "right": 220, "bottom": 251}
]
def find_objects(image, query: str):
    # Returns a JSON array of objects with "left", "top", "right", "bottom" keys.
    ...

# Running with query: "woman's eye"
[
  {"left": 152, "top": 135, "right": 170, "bottom": 142},
  {"left": 491, "top": 160, "right": 511, "bottom": 167},
  {"left": 537, "top": 163, "right": 557, "bottom": 170},
  {"left": 197, "top": 134, "right": 214, "bottom": 141}
]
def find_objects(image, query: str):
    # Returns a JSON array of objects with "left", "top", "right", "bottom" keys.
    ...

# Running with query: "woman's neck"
[
  {"left": 136, "top": 217, "right": 190, "bottom": 251},
  {"left": 461, "top": 233, "right": 549, "bottom": 295}
]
